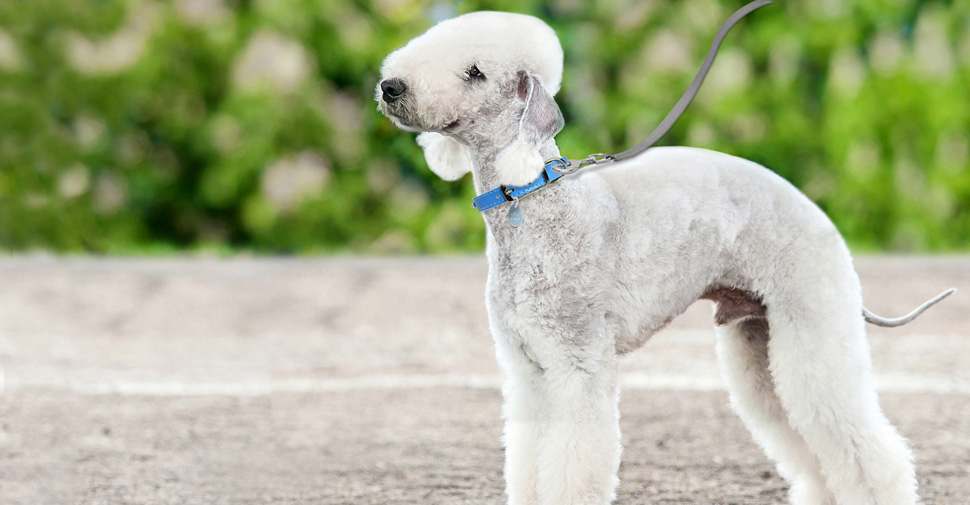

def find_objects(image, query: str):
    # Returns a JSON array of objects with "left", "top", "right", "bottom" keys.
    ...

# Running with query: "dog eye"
[{"left": 467, "top": 65, "right": 484, "bottom": 79}]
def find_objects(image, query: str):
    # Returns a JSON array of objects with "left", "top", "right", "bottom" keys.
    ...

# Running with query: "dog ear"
[
  {"left": 416, "top": 131, "right": 474, "bottom": 181},
  {"left": 493, "top": 71, "right": 565, "bottom": 186}
]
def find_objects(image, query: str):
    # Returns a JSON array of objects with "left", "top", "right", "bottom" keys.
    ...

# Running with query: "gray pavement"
[{"left": 0, "top": 255, "right": 968, "bottom": 504}]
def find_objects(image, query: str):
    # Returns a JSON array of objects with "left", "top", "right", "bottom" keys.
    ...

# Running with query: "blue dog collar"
[{"left": 472, "top": 158, "right": 568, "bottom": 212}]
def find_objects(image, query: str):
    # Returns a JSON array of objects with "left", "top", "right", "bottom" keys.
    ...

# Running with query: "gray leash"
[{"left": 557, "top": 0, "right": 773, "bottom": 175}]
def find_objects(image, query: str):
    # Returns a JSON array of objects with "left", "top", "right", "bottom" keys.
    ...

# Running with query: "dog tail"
[{"left": 863, "top": 288, "right": 956, "bottom": 327}]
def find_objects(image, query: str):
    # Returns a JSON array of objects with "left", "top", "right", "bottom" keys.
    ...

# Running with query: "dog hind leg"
[
  {"left": 766, "top": 291, "right": 918, "bottom": 505},
  {"left": 715, "top": 317, "right": 836, "bottom": 505}
]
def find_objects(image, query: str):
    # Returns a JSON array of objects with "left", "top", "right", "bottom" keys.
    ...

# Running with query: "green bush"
[{"left": 0, "top": 0, "right": 967, "bottom": 253}]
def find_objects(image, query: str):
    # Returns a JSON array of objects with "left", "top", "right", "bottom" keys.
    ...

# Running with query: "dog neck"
[
  {"left": 470, "top": 138, "right": 579, "bottom": 236},
  {"left": 470, "top": 138, "right": 562, "bottom": 194}
]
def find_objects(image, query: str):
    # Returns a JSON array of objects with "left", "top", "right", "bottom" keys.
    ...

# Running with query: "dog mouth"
[
  {"left": 376, "top": 91, "right": 458, "bottom": 133},
  {"left": 381, "top": 105, "right": 460, "bottom": 134},
  {"left": 442, "top": 119, "right": 460, "bottom": 132},
  {"left": 388, "top": 110, "right": 413, "bottom": 126},
  {"left": 382, "top": 106, "right": 421, "bottom": 131}
]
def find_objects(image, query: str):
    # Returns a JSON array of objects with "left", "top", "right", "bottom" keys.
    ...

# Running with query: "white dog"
[{"left": 377, "top": 11, "right": 925, "bottom": 505}]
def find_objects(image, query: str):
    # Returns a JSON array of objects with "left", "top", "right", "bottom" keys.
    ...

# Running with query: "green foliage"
[{"left": 0, "top": 0, "right": 967, "bottom": 254}]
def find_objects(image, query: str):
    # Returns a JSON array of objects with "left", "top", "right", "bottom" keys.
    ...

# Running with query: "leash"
[
  {"left": 560, "top": 0, "right": 773, "bottom": 174},
  {"left": 473, "top": 0, "right": 773, "bottom": 226}
]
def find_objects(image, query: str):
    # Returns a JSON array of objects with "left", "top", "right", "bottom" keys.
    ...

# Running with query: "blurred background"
[{"left": 0, "top": 0, "right": 967, "bottom": 254}]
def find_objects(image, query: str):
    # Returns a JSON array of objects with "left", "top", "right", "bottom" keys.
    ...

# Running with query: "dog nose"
[{"left": 381, "top": 78, "right": 407, "bottom": 101}]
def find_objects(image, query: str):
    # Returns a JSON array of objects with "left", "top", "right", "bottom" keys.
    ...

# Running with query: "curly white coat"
[{"left": 377, "top": 11, "right": 917, "bottom": 505}]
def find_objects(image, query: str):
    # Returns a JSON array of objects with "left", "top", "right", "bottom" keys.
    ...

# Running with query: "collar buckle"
[{"left": 500, "top": 185, "right": 516, "bottom": 202}]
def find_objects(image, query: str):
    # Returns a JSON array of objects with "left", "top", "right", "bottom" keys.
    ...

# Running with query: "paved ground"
[{"left": 0, "top": 255, "right": 968, "bottom": 504}]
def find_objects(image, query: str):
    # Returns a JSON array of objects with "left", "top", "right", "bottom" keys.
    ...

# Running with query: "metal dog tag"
[{"left": 508, "top": 201, "right": 523, "bottom": 227}]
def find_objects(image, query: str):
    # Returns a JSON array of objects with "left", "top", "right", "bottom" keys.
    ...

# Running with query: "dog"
[{"left": 377, "top": 11, "right": 922, "bottom": 505}]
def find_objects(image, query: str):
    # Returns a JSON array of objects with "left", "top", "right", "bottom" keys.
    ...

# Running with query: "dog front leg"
[
  {"left": 533, "top": 353, "right": 621, "bottom": 505},
  {"left": 495, "top": 320, "right": 622, "bottom": 505},
  {"left": 496, "top": 337, "right": 545, "bottom": 505},
  {"left": 498, "top": 341, "right": 621, "bottom": 505}
]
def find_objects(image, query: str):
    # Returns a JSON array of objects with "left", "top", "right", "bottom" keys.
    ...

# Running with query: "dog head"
[{"left": 377, "top": 11, "right": 565, "bottom": 186}]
